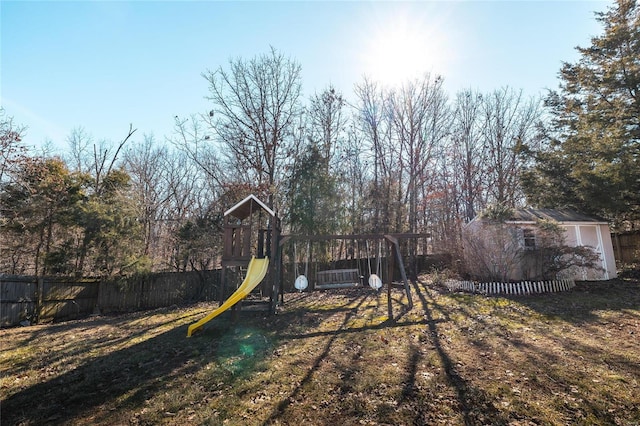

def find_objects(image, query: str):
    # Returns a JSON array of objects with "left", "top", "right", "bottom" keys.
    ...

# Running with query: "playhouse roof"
[
  {"left": 507, "top": 208, "right": 606, "bottom": 224},
  {"left": 224, "top": 194, "right": 275, "bottom": 220}
]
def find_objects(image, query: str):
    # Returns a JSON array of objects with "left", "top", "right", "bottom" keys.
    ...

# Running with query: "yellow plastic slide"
[{"left": 187, "top": 256, "right": 269, "bottom": 337}]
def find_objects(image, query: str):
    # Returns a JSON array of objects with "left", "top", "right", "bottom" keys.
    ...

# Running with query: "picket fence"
[
  {"left": 445, "top": 278, "right": 575, "bottom": 295},
  {"left": 1, "top": 271, "right": 220, "bottom": 327}
]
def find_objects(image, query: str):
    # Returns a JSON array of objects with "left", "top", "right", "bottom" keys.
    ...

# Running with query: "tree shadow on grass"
[
  {"left": 276, "top": 285, "right": 439, "bottom": 340},
  {"left": 426, "top": 278, "right": 640, "bottom": 423},
  {"left": 0, "top": 309, "right": 270, "bottom": 426},
  {"left": 410, "top": 279, "right": 512, "bottom": 425},
  {"left": 503, "top": 279, "right": 640, "bottom": 324},
  {"left": 1, "top": 307, "right": 208, "bottom": 382},
  {"left": 262, "top": 293, "right": 372, "bottom": 424},
  {"left": 264, "top": 285, "right": 455, "bottom": 424}
]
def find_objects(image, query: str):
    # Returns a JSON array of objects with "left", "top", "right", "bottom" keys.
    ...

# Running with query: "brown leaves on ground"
[{"left": 1, "top": 279, "right": 639, "bottom": 425}]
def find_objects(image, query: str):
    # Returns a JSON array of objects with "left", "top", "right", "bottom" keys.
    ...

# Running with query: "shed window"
[{"left": 523, "top": 229, "right": 536, "bottom": 249}]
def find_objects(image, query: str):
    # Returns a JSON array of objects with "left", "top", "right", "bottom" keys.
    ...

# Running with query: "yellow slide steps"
[{"left": 187, "top": 256, "right": 269, "bottom": 337}]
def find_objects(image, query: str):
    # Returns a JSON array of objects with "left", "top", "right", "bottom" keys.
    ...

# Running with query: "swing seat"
[{"left": 315, "top": 269, "right": 361, "bottom": 289}]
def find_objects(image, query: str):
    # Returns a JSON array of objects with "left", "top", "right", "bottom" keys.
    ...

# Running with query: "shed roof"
[
  {"left": 507, "top": 208, "right": 605, "bottom": 223},
  {"left": 224, "top": 194, "right": 275, "bottom": 220}
]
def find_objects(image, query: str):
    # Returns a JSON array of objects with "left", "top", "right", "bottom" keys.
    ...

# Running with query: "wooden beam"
[{"left": 279, "top": 233, "right": 428, "bottom": 246}]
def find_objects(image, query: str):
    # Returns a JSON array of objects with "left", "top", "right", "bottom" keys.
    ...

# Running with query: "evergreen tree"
[
  {"left": 522, "top": 0, "right": 640, "bottom": 228},
  {"left": 0, "top": 157, "right": 84, "bottom": 275},
  {"left": 75, "top": 168, "right": 145, "bottom": 276},
  {"left": 287, "top": 143, "right": 340, "bottom": 235}
]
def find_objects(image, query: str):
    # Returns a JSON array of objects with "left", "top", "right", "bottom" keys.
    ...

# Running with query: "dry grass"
[{"left": 1, "top": 277, "right": 639, "bottom": 425}]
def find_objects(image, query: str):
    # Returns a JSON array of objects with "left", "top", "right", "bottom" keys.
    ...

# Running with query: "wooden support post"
[
  {"left": 385, "top": 235, "right": 413, "bottom": 310},
  {"left": 266, "top": 227, "right": 272, "bottom": 259},
  {"left": 273, "top": 221, "right": 283, "bottom": 312},
  {"left": 272, "top": 234, "right": 282, "bottom": 314},
  {"left": 386, "top": 241, "right": 394, "bottom": 320},
  {"left": 219, "top": 266, "right": 227, "bottom": 305},
  {"left": 232, "top": 301, "right": 240, "bottom": 322}
]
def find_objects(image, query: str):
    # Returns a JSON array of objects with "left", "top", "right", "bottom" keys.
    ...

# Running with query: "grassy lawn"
[{"left": 1, "top": 276, "right": 639, "bottom": 425}]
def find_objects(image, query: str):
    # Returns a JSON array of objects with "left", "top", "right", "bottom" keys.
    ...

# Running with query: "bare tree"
[
  {"left": 354, "top": 77, "right": 393, "bottom": 232},
  {"left": 202, "top": 47, "right": 303, "bottom": 209},
  {"left": 65, "top": 125, "right": 136, "bottom": 196},
  {"left": 123, "top": 135, "right": 169, "bottom": 261},
  {"left": 450, "top": 90, "right": 487, "bottom": 222},
  {"left": 163, "top": 150, "right": 213, "bottom": 271},
  {"left": 0, "top": 108, "right": 27, "bottom": 184},
  {"left": 170, "top": 115, "right": 225, "bottom": 188},
  {"left": 308, "top": 84, "right": 347, "bottom": 171},
  {"left": 66, "top": 127, "right": 93, "bottom": 175},
  {"left": 481, "top": 88, "right": 540, "bottom": 207},
  {"left": 388, "top": 74, "right": 449, "bottom": 234},
  {"left": 340, "top": 123, "right": 370, "bottom": 233}
]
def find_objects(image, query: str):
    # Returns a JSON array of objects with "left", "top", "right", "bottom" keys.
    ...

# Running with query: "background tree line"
[{"left": 1, "top": 0, "right": 637, "bottom": 278}]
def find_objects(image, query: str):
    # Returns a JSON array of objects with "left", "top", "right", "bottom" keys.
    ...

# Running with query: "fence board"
[
  {"left": 1, "top": 277, "right": 37, "bottom": 326},
  {"left": 1, "top": 270, "right": 221, "bottom": 327}
]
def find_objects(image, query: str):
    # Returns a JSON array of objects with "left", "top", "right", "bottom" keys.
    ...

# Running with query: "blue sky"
[{"left": 2, "top": 1, "right": 609, "bottom": 152}]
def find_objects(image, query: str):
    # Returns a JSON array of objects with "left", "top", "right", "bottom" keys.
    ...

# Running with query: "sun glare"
[{"left": 361, "top": 13, "right": 449, "bottom": 87}]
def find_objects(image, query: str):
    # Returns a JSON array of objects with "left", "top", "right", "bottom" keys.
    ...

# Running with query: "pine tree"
[
  {"left": 286, "top": 143, "right": 340, "bottom": 235},
  {"left": 522, "top": 0, "right": 640, "bottom": 228}
]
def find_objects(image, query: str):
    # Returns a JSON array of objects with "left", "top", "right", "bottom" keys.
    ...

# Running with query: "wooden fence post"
[
  {"left": 34, "top": 277, "right": 44, "bottom": 324},
  {"left": 94, "top": 279, "right": 103, "bottom": 315}
]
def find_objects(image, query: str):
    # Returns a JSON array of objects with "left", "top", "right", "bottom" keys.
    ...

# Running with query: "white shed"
[
  {"left": 507, "top": 209, "right": 617, "bottom": 280},
  {"left": 464, "top": 208, "right": 617, "bottom": 281}
]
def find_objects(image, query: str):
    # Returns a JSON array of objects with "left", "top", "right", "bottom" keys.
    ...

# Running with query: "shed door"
[{"left": 577, "top": 225, "right": 607, "bottom": 280}]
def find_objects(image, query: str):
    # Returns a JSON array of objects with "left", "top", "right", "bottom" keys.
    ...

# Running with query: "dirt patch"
[{"left": 1, "top": 279, "right": 639, "bottom": 425}]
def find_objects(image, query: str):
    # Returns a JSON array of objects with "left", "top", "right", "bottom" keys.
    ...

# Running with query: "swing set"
[
  {"left": 280, "top": 233, "right": 418, "bottom": 319},
  {"left": 187, "top": 195, "right": 424, "bottom": 336},
  {"left": 292, "top": 239, "right": 386, "bottom": 290}
]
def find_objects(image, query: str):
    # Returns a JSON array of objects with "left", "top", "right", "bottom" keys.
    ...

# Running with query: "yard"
[{"left": 1, "top": 276, "right": 639, "bottom": 425}]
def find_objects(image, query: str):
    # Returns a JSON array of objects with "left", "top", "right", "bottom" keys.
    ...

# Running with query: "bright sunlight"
[{"left": 361, "top": 12, "right": 450, "bottom": 87}]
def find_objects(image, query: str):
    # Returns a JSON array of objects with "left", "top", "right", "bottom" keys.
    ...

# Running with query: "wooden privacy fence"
[
  {"left": 612, "top": 231, "right": 640, "bottom": 264},
  {"left": 445, "top": 278, "right": 575, "bottom": 295},
  {"left": 1, "top": 270, "right": 220, "bottom": 327}
]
